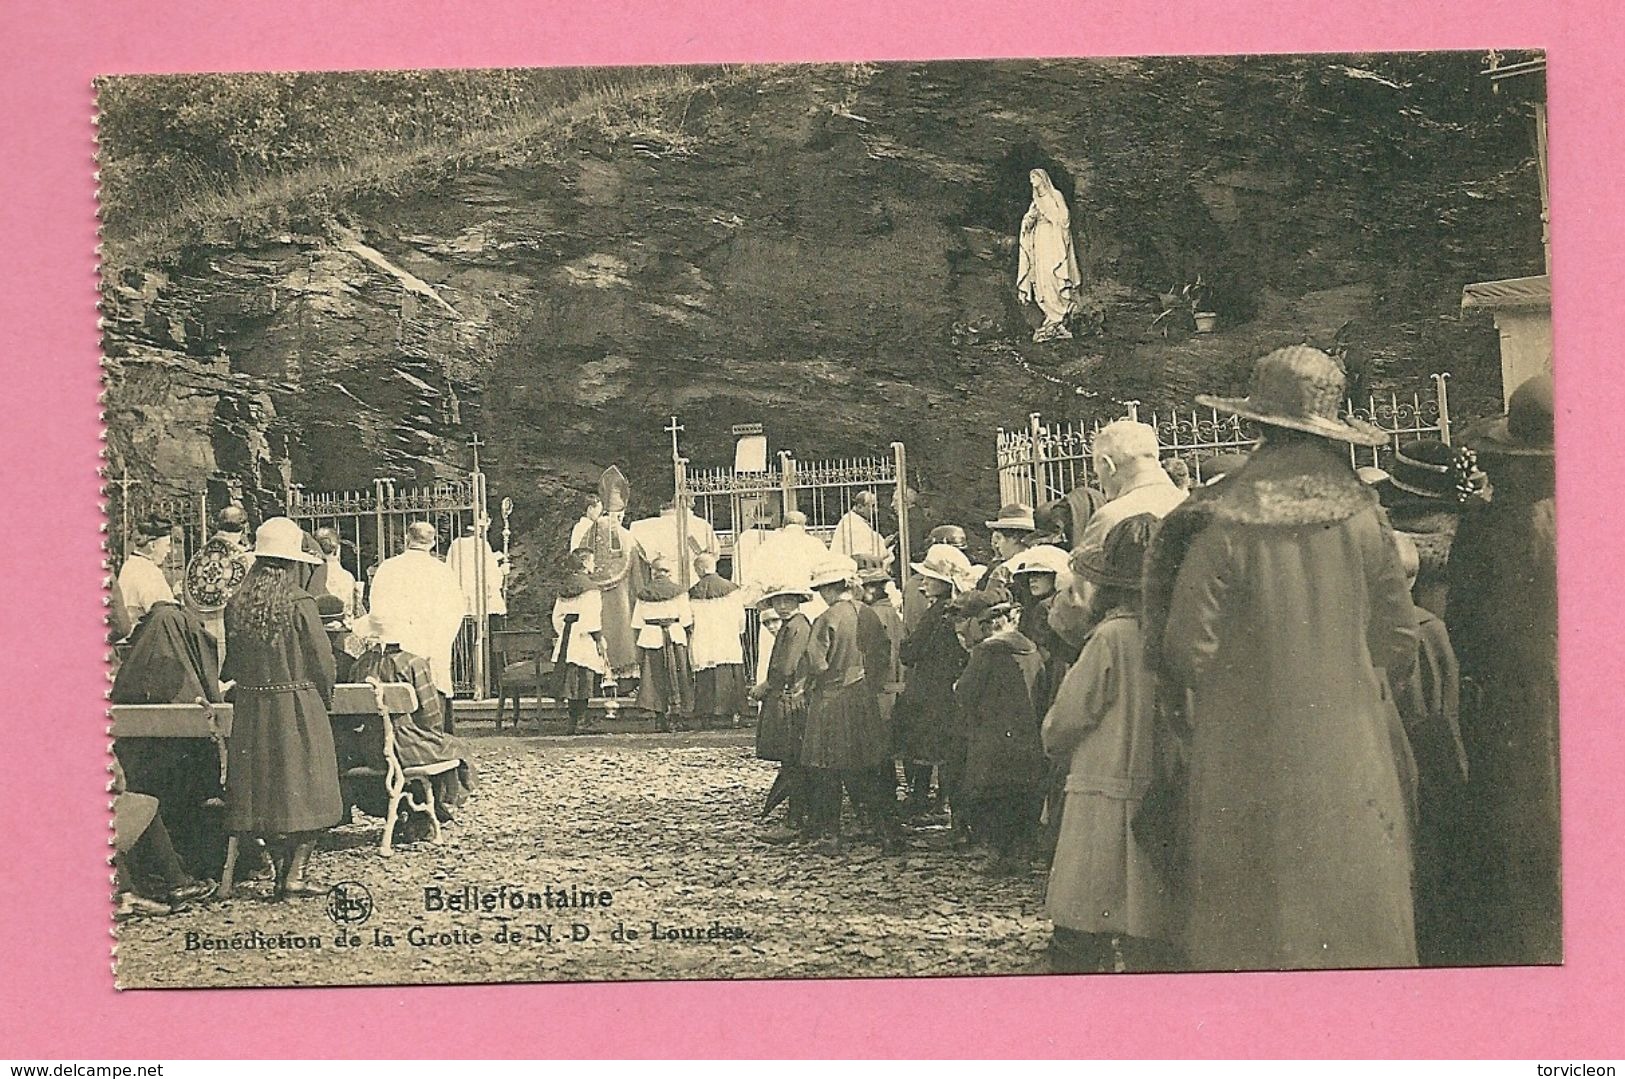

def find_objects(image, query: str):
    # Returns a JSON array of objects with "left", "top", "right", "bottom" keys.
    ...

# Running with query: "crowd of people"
[
  {"left": 108, "top": 344, "right": 1559, "bottom": 977},
  {"left": 110, "top": 515, "right": 487, "bottom": 915},
  {"left": 723, "top": 346, "right": 1559, "bottom": 974}
]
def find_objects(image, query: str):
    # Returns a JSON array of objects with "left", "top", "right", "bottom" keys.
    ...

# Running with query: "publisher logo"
[{"left": 325, "top": 881, "right": 373, "bottom": 925}]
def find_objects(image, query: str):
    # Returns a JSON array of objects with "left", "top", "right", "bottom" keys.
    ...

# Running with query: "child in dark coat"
[
  {"left": 952, "top": 591, "right": 1048, "bottom": 874},
  {"left": 1044, "top": 514, "right": 1174, "bottom": 973},
  {"left": 752, "top": 581, "right": 815, "bottom": 842},
  {"left": 896, "top": 545, "right": 974, "bottom": 818},
  {"left": 1387, "top": 531, "right": 1469, "bottom": 965}
]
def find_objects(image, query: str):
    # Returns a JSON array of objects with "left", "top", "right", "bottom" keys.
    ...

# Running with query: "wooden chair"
[{"left": 489, "top": 628, "right": 554, "bottom": 729}]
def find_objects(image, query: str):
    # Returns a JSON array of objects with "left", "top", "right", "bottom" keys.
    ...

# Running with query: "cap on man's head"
[
  {"left": 134, "top": 518, "right": 174, "bottom": 543},
  {"left": 927, "top": 524, "right": 967, "bottom": 547}
]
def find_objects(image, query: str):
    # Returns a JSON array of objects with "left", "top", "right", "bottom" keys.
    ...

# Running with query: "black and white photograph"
[{"left": 98, "top": 52, "right": 1557, "bottom": 989}]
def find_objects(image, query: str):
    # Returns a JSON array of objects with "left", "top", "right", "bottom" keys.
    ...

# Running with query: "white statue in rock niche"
[{"left": 1016, "top": 168, "right": 1084, "bottom": 342}]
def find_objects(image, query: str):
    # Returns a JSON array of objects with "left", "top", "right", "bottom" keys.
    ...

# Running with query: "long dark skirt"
[
  {"left": 224, "top": 686, "right": 343, "bottom": 834},
  {"left": 637, "top": 643, "right": 693, "bottom": 715},
  {"left": 756, "top": 690, "right": 806, "bottom": 763},
  {"left": 694, "top": 664, "right": 747, "bottom": 718},
  {"left": 802, "top": 680, "right": 888, "bottom": 770}
]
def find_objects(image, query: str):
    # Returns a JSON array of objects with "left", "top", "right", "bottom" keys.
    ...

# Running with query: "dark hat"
[
  {"left": 853, "top": 552, "right": 891, "bottom": 584},
  {"left": 1072, "top": 513, "right": 1159, "bottom": 588},
  {"left": 314, "top": 594, "right": 347, "bottom": 620},
  {"left": 1380, "top": 439, "right": 1487, "bottom": 506},
  {"left": 1197, "top": 346, "right": 1388, "bottom": 447},
  {"left": 926, "top": 524, "right": 967, "bottom": 547},
  {"left": 947, "top": 588, "right": 1014, "bottom": 621},
  {"left": 1199, "top": 452, "right": 1252, "bottom": 486},
  {"left": 1463, "top": 373, "right": 1554, "bottom": 458},
  {"left": 133, "top": 517, "right": 174, "bottom": 542}
]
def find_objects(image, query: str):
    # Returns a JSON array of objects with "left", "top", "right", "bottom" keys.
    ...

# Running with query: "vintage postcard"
[{"left": 99, "top": 52, "right": 1556, "bottom": 989}]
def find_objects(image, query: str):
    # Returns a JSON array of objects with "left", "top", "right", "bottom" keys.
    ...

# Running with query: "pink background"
[{"left": 2, "top": 0, "right": 1620, "bottom": 1058}]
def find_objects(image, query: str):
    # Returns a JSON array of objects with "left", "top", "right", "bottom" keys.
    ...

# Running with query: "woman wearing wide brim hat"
[
  {"left": 221, "top": 517, "right": 342, "bottom": 900},
  {"left": 800, "top": 553, "right": 901, "bottom": 854},
  {"left": 1442, "top": 372, "right": 1559, "bottom": 965},
  {"left": 1196, "top": 344, "right": 1390, "bottom": 447},
  {"left": 808, "top": 554, "right": 860, "bottom": 592},
  {"left": 1164, "top": 345, "right": 1422, "bottom": 970},
  {"left": 910, "top": 543, "right": 976, "bottom": 592},
  {"left": 981, "top": 503, "right": 1037, "bottom": 591},
  {"left": 1374, "top": 438, "right": 1488, "bottom": 618}
]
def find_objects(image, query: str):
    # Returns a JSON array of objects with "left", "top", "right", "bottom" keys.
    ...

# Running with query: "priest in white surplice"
[
  {"left": 369, "top": 522, "right": 467, "bottom": 704},
  {"left": 446, "top": 517, "right": 509, "bottom": 620},
  {"left": 829, "top": 490, "right": 893, "bottom": 568},
  {"left": 630, "top": 496, "right": 721, "bottom": 589}
]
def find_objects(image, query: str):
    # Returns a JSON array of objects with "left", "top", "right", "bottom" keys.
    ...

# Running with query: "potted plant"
[{"left": 1185, "top": 276, "right": 1218, "bottom": 333}]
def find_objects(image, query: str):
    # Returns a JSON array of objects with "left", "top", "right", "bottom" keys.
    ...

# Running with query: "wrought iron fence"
[
  {"left": 672, "top": 426, "right": 913, "bottom": 679},
  {"left": 287, "top": 471, "right": 493, "bottom": 698},
  {"left": 997, "top": 373, "right": 1454, "bottom": 507},
  {"left": 105, "top": 470, "right": 209, "bottom": 588}
]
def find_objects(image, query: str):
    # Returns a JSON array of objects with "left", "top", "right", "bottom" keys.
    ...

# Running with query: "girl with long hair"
[{"left": 221, "top": 518, "right": 342, "bottom": 899}]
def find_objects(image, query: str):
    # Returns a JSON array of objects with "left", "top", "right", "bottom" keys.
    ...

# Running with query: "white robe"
[
  {"left": 1017, "top": 178, "right": 1084, "bottom": 326},
  {"left": 688, "top": 592, "right": 747, "bottom": 670},
  {"left": 731, "top": 527, "right": 776, "bottom": 599},
  {"left": 830, "top": 510, "right": 892, "bottom": 566},
  {"left": 323, "top": 557, "right": 364, "bottom": 619},
  {"left": 446, "top": 534, "right": 508, "bottom": 617},
  {"left": 629, "top": 509, "right": 720, "bottom": 584},
  {"left": 551, "top": 590, "right": 605, "bottom": 674},
  {"left": 117, "top": 554, "right": 175, "bottom": 624},
  {"left": 369, "top": 548, "right": 467, "bottom": 695}
]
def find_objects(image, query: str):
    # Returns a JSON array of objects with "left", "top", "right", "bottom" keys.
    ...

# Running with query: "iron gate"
[
  {"left": 668, "top": 420, "right": 913, "bottom": 677},
  {"left": 997, "top": 373, "right": 1454, "bottom": 507},
  {"left": 286, "top": 466, "right": 493, "bottom": 698}
]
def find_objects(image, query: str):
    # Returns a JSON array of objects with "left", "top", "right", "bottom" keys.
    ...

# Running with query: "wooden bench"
[
  {"left": 109, "top": 681, "right": 435, "bottom": 893},
  {"left": 333, "top": 678, "right": 463, "bottom": 856}
]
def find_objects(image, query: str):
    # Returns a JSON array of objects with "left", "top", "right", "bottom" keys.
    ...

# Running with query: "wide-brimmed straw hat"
[
  {"left": 1072, "top": 514, "right": 1159, "bottom": 589},
  {"left": 911, "top": 543, "right": 974, "bottom": 586},
  {"left": 1010, "top": 544, "right": 1072, "bottom": 578},
  {"left": 1197, "top": 345, "right": 1389, "bottom": 447},
  {"left": 809, "top": 554, "right": 859, "bottom": 590},
  {"left": 984, "top": 503, "right": 1037, "bottom": 533},
  {"left": 252, "top": 517, "right": 323, "bottom": 565},
  {"left": 757, "top": 580, "right": 813, "bottom": 606},
  {"left": 1462, "top": 374, "right": 1554, "bottom": 458}
]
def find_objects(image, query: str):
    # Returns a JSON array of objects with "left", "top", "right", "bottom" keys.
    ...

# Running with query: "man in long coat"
[{"left": 1163, "top": 346, "right": 1419, "bottom": 971}]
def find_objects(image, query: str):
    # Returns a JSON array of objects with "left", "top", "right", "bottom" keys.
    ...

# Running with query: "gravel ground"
[{"left": 114, "top": 731, "right": 1053, "bottom": 988}]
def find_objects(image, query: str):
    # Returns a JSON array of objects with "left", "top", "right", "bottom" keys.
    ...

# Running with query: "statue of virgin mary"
[{"left": 1016, "top": 168, "right": 1084, "bottom": 342}]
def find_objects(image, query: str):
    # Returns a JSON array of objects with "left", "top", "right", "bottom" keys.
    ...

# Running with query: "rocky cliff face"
[{"left": 100, "top": 58, "right": 1540, "bottom": 613}]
